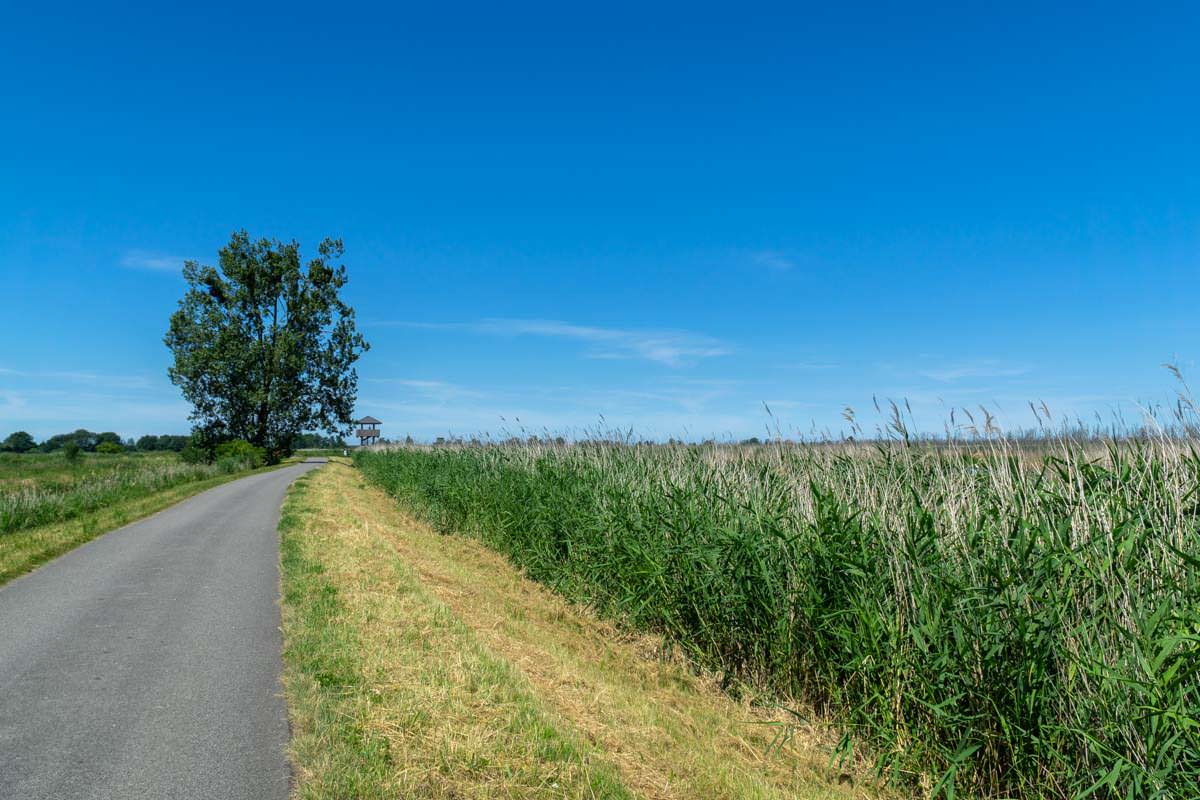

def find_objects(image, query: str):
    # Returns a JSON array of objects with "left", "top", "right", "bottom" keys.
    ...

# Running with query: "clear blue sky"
[{"left": 2, "top": 3, "right": 1197, "bottom": 441}]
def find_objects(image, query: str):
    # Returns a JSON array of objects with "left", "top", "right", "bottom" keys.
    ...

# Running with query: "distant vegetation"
[
  {"left": 357, "top": 431, "right": 1200, "bottom": 799},
  {"left": 0, "top": 450, "right": 264, "bottom": 535},
  {"left": 291, "top": 432, "right": 348, "bottom": 449},
  {"left": 1, "top": 429, "right": 346, "bottom": 457}
]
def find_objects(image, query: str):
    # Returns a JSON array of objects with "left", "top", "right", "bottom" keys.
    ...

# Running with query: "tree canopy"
[
  {"left": 135, "top": 434, "right": 191, "bottom": 452},
  {"left": 1, "top": 431, "right": 36, "bottom": 453},
  {"left": 37, "top": 429, "right": 114, "bottom": 453},
  {"left": 165, "top": 231, "right": 369, "bottom": 459}
]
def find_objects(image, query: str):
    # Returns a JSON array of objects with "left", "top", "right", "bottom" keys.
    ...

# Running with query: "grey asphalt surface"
[{"left": 0, "top": 460, "right": 324, "bottom": 800}]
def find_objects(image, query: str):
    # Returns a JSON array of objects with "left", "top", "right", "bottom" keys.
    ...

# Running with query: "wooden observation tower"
[{"left": 356, "top": 416, "right": 382, "bottom": 447}]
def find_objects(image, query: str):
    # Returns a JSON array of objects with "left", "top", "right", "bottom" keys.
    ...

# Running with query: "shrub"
[
  {"left": 62, "top": 441, "right": 81, "bottom": 463},
  {"left": 214, "top": 439, "right": 267, "bottom": 469},
  {"left": 95, "top": 442, "right": 124, "bottom": 454},
  {"left": 179, "top": 443, "right": 209, "bottom": 464},
  {"left": 214, "top": 456, "right": 244, "bottom": 474}
]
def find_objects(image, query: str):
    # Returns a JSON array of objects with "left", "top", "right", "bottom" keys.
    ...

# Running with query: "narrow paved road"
[{"left": 0, "top": 461, "right": 323, "bottom": 800}]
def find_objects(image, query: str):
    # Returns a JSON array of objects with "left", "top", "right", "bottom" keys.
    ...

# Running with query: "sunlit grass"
[
  {"left": 0, "top": 451, "right": 255, "bottom": 535},
  {"left": 0, "top": 451, "right": 275, "bottom": 585}
]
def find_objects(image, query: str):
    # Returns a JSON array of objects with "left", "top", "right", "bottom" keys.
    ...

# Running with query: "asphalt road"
[{"left": 0, "top": 460, "right": 324, "bottom": 799}]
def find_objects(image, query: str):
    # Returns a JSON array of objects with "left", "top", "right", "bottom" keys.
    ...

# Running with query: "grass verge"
[
  {"left": 279, "top": 462, "right": 868, "bottom": 799},
  {"left": 0, "top": 463, "right": 284, "bottom": 586}
]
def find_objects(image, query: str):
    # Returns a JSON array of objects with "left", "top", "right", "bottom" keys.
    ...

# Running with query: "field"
[
  {"left": 280, "top": 463, "right": 868, "bottom": 799},
  {"left": 0, "top": 450, "right": 267, "bottom": 584},
  {"left": 354, "top": 436, "right": 1200, "bottom": 799}
]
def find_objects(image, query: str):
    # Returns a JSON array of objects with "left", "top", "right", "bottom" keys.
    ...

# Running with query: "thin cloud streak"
[
  {"left": 0, "top": 366, "right": 156, "bottom": 390},
  {"left": 780, "top": 361, "right": 839, "bottom": 371},
  {"left": 919, "top": 364, "right": 1031, "bottom": 383},
  {"left": 750, "top": 250, "right": 796, "bottom": 273},
  {"left": 365, "top": 378, "right": 488, "bottom": 401},
  {"left": 372, "top": 318, "right": 732, "bottom": 366},
  {"left": 120, "top": 249, "right": 187, "bottom": 273}
]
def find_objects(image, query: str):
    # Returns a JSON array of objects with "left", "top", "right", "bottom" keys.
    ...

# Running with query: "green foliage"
[
  {"left": 95, "top": 432, "right": 121, "bottom": 447},
  {"left": 62, "top": 442, "right": 81, "bottom": 463},
  {"left": 292, "top": 431, "right": 347, "bottom": 449},
  {"left": 214, "top": 439, "right": 267, "bottom": 469},
  {"left": 40, "top": 429, "right": 99, "bottom": 453},
  {"left": 179, "top": 441, "right": 210, "bottom": 464},
  {"left": 164, "top": 230, "right": 369, "bottom": 460},
  {"left": 0, "top": 431, "right": 36, "bottom": 453},
  {"left": 356, "top": 440, "right": 1200, "bottom": 800},
  {"left": 95, "top": 441, "right": 125, "bottom": 454},
  {"left": 135, "top": 434, "right": 191, "bottom": 452}
]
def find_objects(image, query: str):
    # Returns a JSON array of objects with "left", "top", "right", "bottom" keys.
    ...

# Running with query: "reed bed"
[
  {"left": 356, "top": 435, "right": 1200, "bottom": 799},
  {"left": 0, "top": 452, "right": 254, "bottom": 534}
]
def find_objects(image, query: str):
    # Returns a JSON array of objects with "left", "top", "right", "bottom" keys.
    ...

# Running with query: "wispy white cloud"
[
  {"left": 374, "top": 318, "right": 732, "bottom": 367},
  {"left": 780, "top": 361, "right": 839, "bottom": 371},
  {"left": 750, "top": 250, "right": 796, "bottom": 273},
  {"left": 120, "top": 249, "right": 187, "bottom": 273},
  {"left": 918, "top": 363, "right": 1030, "bottom": 383},
  {"left": 0, "top": 387, "right": 191, "bottom": 436},
  {"left": 0, "top": 367, "right": 154, "bottom": 390},
  {"left": 365, "top": 378, "right": 487, "bottom": 402}
]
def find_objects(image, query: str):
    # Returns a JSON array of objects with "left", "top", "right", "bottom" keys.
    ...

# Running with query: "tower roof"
[{"left": 357, "top": 416, "right": 382, "bottom": 425}]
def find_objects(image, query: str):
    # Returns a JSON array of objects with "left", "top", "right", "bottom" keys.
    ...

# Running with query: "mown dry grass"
[
  {"left": 281, "top": 465, "right": 632, "bottom": 799},
  {"left": 281, "top": 462, "right": 871, "bottom": 799}
]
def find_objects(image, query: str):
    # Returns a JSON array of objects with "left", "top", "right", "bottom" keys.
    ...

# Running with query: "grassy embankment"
[
  {"left": 280, "top": 461, "right": 867, "bottom": 799},
  {"left": 0, "top": 451, "right": 271, "bottom": 585},
  {"left": 354, "top": 439, "right": 1200, "bottom": 800}
]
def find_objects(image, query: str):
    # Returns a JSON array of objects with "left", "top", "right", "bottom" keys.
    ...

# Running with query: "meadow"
[
  {"left": 0, "top": 451, "right": 259, "bottom": 536},
  {"left": 355, "top": 433, "right": 1200, "bottom": 799}
]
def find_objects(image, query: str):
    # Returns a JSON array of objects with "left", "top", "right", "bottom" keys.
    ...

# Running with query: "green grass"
[
  {"left": 355, "top": 438, "right": 1200, "bottom": 800},
  {"left": 0, "top": 450, "right": 257, "bottom": 534},
  {"left": 0, "top": 451, "right": 274, "bottom": 585}
]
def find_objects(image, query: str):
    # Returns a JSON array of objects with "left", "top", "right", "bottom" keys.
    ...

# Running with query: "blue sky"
[{"left": 2, "top": 3, "right": 1197, "bottom": 441}]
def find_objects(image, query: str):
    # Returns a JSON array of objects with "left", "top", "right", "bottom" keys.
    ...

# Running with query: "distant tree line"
[
  {"left": 291, "top": 432, "right": 348, "bottom": 449},
  {"left": 0, "top": 428, "right": 344, "bottom": 455},
  {"left": 0, "top": 429, "right": 132, "bottom": 454},
  {"left": 134, "top": 434, "right": 193, "bottom": 452}
]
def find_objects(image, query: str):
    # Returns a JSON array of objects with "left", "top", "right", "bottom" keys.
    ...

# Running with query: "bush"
[
  {"left": 179, "top": 443, "right": 209, "bottom": 464},
  {"left": 95, "top": 442, "right": 124, "bottom": 454},
  {"left": 214, "top": 456, "right": 244, "bottom": 474},
  {"left": 62, "top": 441, "right": 81, "bottom": 463},
  {"left": 214, "top": 439, "right": 267, "bottom": 469}
]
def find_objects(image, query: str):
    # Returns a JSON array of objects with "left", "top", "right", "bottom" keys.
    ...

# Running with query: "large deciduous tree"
[{"left": 165, "top": 231, "right": 369, "bottom": 460}]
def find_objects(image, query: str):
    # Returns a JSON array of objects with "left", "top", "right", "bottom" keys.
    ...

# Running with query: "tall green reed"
[{"left": 356, "top": 436, "right": 1200, "bottom": 799}]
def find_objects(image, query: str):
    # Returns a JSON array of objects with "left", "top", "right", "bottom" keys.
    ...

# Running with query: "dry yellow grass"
[
  {"left": 283, "top": 464, "right": 632, "bottom": 799},
  {"left": 282, "top": 463, "right": 879, "bottom": 799}
]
